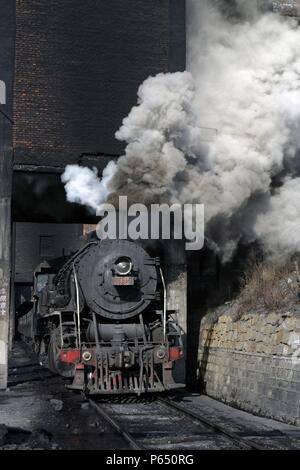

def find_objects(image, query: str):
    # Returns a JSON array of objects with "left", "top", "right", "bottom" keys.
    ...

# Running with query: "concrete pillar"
[
  {"left": 0, "top": 196, "right": 12, "bottom": 389},
  {"left": 164, "top": 240, "right": 187, "bottom": 384},
  {"left": 9, "top": 223, "right": 16, "bottom": 350},
  {"left": 0, "top": 115, "right": 13, "bottom": 389},
  {"left": 0, "top": 0, "right": 15, "bottom": 389},
  {"left": 165, "top": 0, "right": 186, "bottom": 383}
]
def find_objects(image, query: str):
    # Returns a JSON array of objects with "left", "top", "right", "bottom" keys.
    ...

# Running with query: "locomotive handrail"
[
  {"left": 54, "top": 241, "right": 99, "bottom": 296},
  {"left": 159, "top": 267, "right": 167, "bottom": 342},
  {"left": 73, "top": 264, "right": 81, "bottom": 348}
]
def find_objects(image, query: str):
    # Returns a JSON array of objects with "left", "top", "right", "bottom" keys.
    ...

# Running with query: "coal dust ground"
[
  {"left": 1, "top": 341, "right": 300, "bottom": 450},
  {"left": 0, "top": 342, "right": 128, "bottom": 450}
]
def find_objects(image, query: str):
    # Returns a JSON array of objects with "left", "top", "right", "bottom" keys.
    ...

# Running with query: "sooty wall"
[{"left": 13, "top": 0, "right": 186, "bottom": 164}]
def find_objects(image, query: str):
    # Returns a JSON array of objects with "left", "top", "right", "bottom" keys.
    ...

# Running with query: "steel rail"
[
  {"left": 157, "top": 396, "right": 267, "bottom": 451},
  {"left": 88, "top": 399, "right": 143, "bottom": 450}
]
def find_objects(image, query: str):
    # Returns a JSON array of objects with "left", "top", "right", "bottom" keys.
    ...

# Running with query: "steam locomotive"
[{"left": 18, "top": 238, "right": 184, "bottom": 395}]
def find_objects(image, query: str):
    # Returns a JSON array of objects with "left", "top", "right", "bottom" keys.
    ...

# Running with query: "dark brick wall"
[
  {"left": 14, "top": 223, "right": 83, "bottom": 283},
  {"left": 13, "top": 0, "right": 186, "bottom": 164},
  {"left": 0, "top": 0, "right": 15, "bottom": 195}
]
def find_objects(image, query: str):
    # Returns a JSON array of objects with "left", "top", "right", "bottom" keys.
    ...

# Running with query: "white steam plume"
[
  {"left": 185, "top": 0, "right": 300, "bottom": 260},
  {"left": 62, "top": 0, "right": 300, "bottom": 261},
  {"left": 254, "top": 177, "right": 300, "bottom": 260},
  {"left": 61, "top": 161, "right": 116, "bottom": 211}
]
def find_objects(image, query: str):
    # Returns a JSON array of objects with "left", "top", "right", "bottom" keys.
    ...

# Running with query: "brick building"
[
  {"left": 0, "top": 0, "right": 186, "bottom": 389},
  {"left": 13, "top": 0, "right": 185, "bottom": 163}
]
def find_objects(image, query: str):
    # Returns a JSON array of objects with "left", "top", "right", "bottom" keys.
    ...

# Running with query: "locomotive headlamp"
[
  {"left": 82, "top": 351, "right": 92, "bottom": 362},
  {"left": 115, "top": 257, "right": 132, "bottom": 276}
]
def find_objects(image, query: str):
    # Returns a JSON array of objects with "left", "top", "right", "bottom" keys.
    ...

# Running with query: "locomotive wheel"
[{"left": 48, "top": 328, "right": 75, "bottom": 378}]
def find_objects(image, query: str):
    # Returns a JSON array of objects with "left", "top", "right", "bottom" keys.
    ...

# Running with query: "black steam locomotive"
[{"left": 18, "top": 238, "right": 184, "bottom": 395}]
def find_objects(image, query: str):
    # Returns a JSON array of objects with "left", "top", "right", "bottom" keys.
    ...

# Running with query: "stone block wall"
[{"left": 198, "top": 310, "right": 300, "bottom": 425}]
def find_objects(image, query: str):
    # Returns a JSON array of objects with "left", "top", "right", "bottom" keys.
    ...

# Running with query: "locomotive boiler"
[{"left": 18, "top": 238, "right": 184, "bottom": 395}]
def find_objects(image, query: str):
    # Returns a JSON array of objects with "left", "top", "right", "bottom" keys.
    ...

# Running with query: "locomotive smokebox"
[{"left": 77, "top": 239, "right": 158, "bottom": 319}]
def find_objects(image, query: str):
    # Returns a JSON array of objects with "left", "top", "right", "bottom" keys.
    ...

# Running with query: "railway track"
[
  {"left": 156, "top": 397, "right": 266, "bottom": 450},
  {"left": 88, "top": 395, "right": 267, "bottom": 450},
  {"left": 9, "top": 342, "right": 300, "bottom": 450}
]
